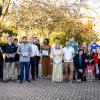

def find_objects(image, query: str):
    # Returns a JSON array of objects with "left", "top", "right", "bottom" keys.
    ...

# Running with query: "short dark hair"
[
  {"left": 93, "top": 38, "right": 97, "bottom": 40},
  {"left": 33, "top": 37, "right": 37, "bottom": 39},
  {"left": 22, "top": 36, "right": 27, "bottom": 39},
  {"left": 71, "top": 36, "right": 74, "bottom": 38},
  {"left": 54, "top": 37, "right": 60, "bottom": 41},
  {"left": 14, "top": 38, "right": 18, "bottom": 41},
  {"left": 78, "top": 49, "right": 84, "bottom": 55},
  {"left": 43, "top": 38, "right": 49, "bottom": 44},
  {"left": 66, "top": 40, "right": 69, "bottom": 42},
  {"left": 78, "top": 49, "right": 84, "bottom": 53},
  {"left": 7, "top": 35, "right": 12, "bottom": 39}
]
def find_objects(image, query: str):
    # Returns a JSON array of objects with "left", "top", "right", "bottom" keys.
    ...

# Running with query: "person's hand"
[
  {"left": 64, "top": 59, "right": 68, "bottom": 62},
  {"left": 13, "top": 53, "right": 16, "bottom": 57},
  {"left": 96, "top": 69, "right": 99, "bottom": 74},
  {"left": 17, "top": 52, "right": 21, "bottom": 55},
  {"left": 79, "top": 69, "right": 83, "bottom": 73},
  {"left": 5, "top": 53, "right": 8, "bottom": 58},
  {"left": 0, "top": 48, "right": 3, "bottom": 53},
  {"left": 62, "top": 54, "right": 64, "bottom": 60},
  {"left": 50, "top": 54, "right": 54, "bottom": 59},
  {"left": 54, "top": 61, "right": 62, "bottom": 64},
  {"left": 69, "top": 58, "right": 73, "bottom": 61},
  {"left": 85, "top": 59, "right": 88, "bottom": 63},
  {"left": 58, "top": 61, "right": 62, "bottom": 64},
  {"left": 89, "top": 60, "right": 91, "bottom": 63},
  {"left": 22, "top": 52, "right": 28, "bottom": 57},
  {"left": 89, "top": 60, "right": 93, "bottom": 63}
]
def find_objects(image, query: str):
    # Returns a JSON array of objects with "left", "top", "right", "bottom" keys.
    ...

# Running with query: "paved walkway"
[{"left": 0, "top": 79, "right": 100, "bottom": 100}]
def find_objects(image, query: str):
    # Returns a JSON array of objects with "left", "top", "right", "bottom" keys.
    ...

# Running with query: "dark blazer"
[
  {"left": 74, "top": 54, "right": 85, "bottom": 70},
  {"left": 0, "top": 52, "right": 3, "bottom": 62},
  {"left": 3, "top": 43, "right": 16, "bottom": 62},
  {"left": 85, "top": 53, "right": 94, "bottom": 65}
]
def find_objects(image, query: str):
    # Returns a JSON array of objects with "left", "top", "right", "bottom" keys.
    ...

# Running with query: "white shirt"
[
  {"left": 30, "top": 44, "right": 39, "bottom": 57},
  {"left": 63, "top": 46, "right": 75, "bottom": 62}
]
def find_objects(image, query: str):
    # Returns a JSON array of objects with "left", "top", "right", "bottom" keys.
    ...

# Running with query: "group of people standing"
[
  {"left": 0, "top": 36, "right": 40, "bottom": 83},
  {"left": 0, "top": 36, "right": 100, "bottom": 84}
]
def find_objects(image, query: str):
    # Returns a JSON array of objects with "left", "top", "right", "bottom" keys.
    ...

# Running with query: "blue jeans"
[{"left": 20, "top": 62, "right": 30, "bottom": 81}]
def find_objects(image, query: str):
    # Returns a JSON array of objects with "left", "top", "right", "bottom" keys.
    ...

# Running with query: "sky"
[{"left": 86, "top": 0, "right": 100, "bottom": 33}]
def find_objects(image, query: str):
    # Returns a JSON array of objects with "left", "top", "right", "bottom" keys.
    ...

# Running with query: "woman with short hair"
[{"left": 41, "top": 38, "right": 51, "bottom": 78}]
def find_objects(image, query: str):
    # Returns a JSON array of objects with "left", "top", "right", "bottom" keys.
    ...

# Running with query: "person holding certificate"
[
  {"left": 41, "top": 38, "right": 51, "bottom": 78},
  {"left": 3, "top": 36, "right": 16, "bottom": 82},
  {"left": 29, "top": 37, "right": 39, "bottom": 80},
  {"left": 17, "top": 36, "right": 32, "bottom": 84},
  {"left": 51, "top": 37, "right": 63, "bottom": 82}
]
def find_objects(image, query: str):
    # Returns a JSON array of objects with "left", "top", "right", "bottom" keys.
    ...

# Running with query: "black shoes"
[
  {"left": 32, "top": 77, "right": 35, "bottom": 81},
  {"left": 0, "top": 79, "right": 3, "bottom": 82},
  {"left": 19, "top": 80, "right": 23, "bottom": 84},
  {"left": 18, "top": 75, "right": 20, "bottom": 80},
  {"left": 36, "top": 76, "right": 38, "bottom": 78},
  {"left": 3, "top": 79, "right": 9, "bottom": 83},
  {"left": 65, "top": 80, "right": 69, "bottom": 83},
  {"left": 26, "top": 80, "right": 31, "bottom": 83},
  {"left": 19, "top": 80, "right": 31, "bottom": 84}
]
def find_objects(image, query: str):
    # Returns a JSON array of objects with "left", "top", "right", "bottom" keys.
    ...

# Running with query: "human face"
[
  {"left": 7, "top": 37, "right": 13, "bottom": 44},
  {"left": 65, "top": 41, "right": 70, "bottom": 47},
  {"left": 93, "top": 39, "right": 97, "bottom": 44},
  {"left": 34, "top": 37, "right": 38, "bottom": 43},
  {"left": 14, "top": 40, "right": 18, "bottom": 45},
  {"left": 79, "top": 50, "right": 83, "bottom": 56},
  {"left": 29, "top": 37, "right": 33, "bottom": 44},
  {"left": 44, "top": 39, "right": 48, "bottom": 45},
  {"left": 88, "top": 47, "right": 91, "bottom": 52},
  {"left": 22, "top": 37, "right": 27, "bottom": 44},
  {"left": 55, "top": 39, "right": 59, "bottom": 45},
  {"left": 96, "top": 48, "right": 100, "bottom": 54},
  {"left": 82, "top": 42, "right": 87, "bottom": 48}
]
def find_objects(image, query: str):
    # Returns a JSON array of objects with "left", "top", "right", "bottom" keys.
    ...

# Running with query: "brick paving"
[{"left": 0, "top": 79, "right": 100, "bottom": 100}]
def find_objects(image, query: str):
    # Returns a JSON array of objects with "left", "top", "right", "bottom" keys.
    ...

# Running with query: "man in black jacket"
[{"left": 3, "top": 36, "right": 16, "bottom": 82}]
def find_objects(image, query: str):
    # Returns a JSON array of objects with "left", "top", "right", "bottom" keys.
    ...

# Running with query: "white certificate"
[
  {"left": 7, "top": 54, "right": 15, "bottom": 58},
  {"left": 42, "top": 50, "right": 49, "bottom": 56},
  {"left": 22, "top": 52, "right": 28, "bottom": 57}
]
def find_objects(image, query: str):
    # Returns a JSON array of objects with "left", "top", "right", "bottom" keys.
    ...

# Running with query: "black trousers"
[
  {"left": 0, "top": 61, "right": 3, "bottom": 80},
  {"left": 30, "top": 56, "right": 40, "bottom": 78},
  {"left": 77, "top": 69, "right": 83, "bottom": 81}
]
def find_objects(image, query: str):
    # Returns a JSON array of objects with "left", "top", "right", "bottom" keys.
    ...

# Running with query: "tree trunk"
[{"left": 0, "top": 0, "right": 11, "bottom": 29}]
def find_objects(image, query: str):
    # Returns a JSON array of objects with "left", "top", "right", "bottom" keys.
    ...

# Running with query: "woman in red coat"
[{"left": 94, "top": 48, "right": 100, "bottom": 80}]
